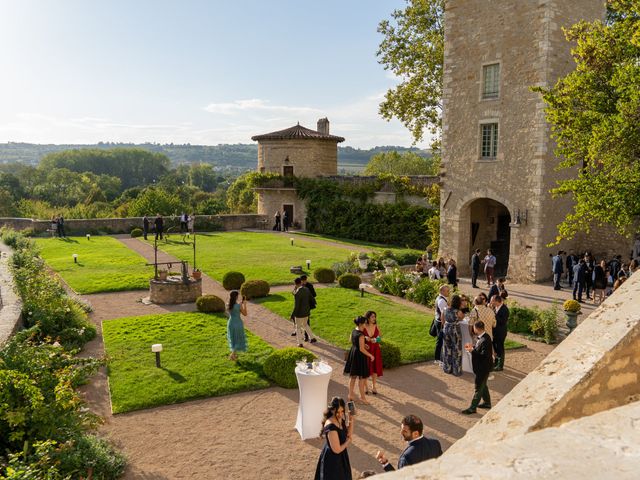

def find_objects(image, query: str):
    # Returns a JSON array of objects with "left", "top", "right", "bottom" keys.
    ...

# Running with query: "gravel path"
[{"left": 79, "top": 236, "right": 557, "bottom": 480}]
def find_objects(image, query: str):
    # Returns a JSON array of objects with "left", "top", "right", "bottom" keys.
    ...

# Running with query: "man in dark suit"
[
  {"left": 375, "top": 415, "right": 442, "bottom": 471},
  {"left": 290, "top": 277, "right": 317, "bottom": 347},
  {"left": 470, "top": 249, "right": 481, "bottom": 288},
  {"left": 491, "top": 295, "right": 509, "bottom": 371},
  {"left": 290, "top": 275, "right": 317, "bottom": 341},
  {"left": 462, "top": 320, "right": 493, "bottom": 414}
]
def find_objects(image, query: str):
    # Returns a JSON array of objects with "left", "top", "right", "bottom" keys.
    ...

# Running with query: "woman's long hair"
[
  {"left": 228, "top": 290, "right": 239, "bottom": 311},
  {"left": 320, "top": 396, "right": 345, "bottom": 437},
  {"left": 364, "top": 311, "right": 377, "bottom": 324}
]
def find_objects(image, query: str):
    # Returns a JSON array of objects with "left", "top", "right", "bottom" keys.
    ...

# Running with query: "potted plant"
[
  {"left": 382, "top": 258, "right": 398, "bottom": 273},
  {"left": 357, "top": 252, "right": 369, "bottom": 270},
  {"left": 563, "top": 299, "right": 581, "bottom": 332},
  {"left": 192, "top": 268, "right": 202, "bottom": 280},
  {"left": 158, "top": 268, "right": 168, "bottom": 281}
]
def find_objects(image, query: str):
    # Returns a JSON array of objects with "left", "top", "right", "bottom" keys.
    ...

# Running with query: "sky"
[{"left": 0, "top": 0, "right": 428, "bottom": 149}]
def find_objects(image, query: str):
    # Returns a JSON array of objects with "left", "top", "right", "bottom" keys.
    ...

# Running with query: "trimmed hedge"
[
  {"left": 313, "top": 267, "right": 336, "bottom": 284},
  {"left": 338, "top": 273, "right": 362, "bottom": 289},
  {"left": 222, "top": 271, "right": 245, "bottom": 290},
  {"left": 508, "top": 305, "right": 538, "bottom": 334},
  {"left": 196, "top": 295, "right": 225, "bottom": 313},
  {"left": 379, "top": 340, "right": 401, "bottom": 369},
  {"left": 263, "top": 347, "right": 317, "bottom": 388},
  {"left": 240, "top": 280, "right": 270, "bottom": 299},
  {"left": 130, "top": 228, "right": 143, "bottom": 238}
]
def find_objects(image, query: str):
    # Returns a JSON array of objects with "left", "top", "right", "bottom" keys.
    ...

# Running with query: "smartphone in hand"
[{"left": 347, "top": 400, "right": 356, "bottom": 416}]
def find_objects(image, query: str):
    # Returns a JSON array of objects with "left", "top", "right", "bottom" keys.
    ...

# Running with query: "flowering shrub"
[
  {"left": 405, "top": 277, "right": 447, "bottom": 307},
  {"left": 372, "top": 270, "right": 415, "bottom": 297},
  {"left": 563, "top": 299, "right": 581, "bottom": 313}
]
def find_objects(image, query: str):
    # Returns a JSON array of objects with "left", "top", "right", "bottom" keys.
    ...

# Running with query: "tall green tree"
[
  {"left": 535, "top": 0, "right": 640, "bottom": 240},
  {"left": 363, "top": 151, "right": 437, "bottom": 176},
  {"left": 377, "top": 0, "right": 444, "bottom": 145},
  {"left": 226, "top": 172, "right": 258, "bottom": 214}
]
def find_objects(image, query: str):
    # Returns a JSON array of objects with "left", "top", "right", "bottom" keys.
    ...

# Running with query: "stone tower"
[
  {"left": 251, "top": 119, "right": 344, "bottom": 229},
  {"left": 439, "top": 0, "right": 607, "bottom": 282}
]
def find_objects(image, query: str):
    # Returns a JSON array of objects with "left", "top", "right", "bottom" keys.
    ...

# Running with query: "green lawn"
[
  {"left": 103, "top": 312, "right": 273, "bottom": 413},
  {"left": 34, "top": 236, "right": 153, "bottom": 294},
  {"left": 256, "top": 286, "right": 524, "bottom": 365},
  {"left": 256, "top": 286, "right": 437, "bottom": 364},
  {"left": 151, "top": 231, "right": 420, "bottom": 286}
]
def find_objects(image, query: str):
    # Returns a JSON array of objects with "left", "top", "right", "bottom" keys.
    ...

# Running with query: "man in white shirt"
[
  {"left": 428, "top": 261, "right": 441, "bottom": 280},
  {"left": 433, "top": 285, "right": 449, "bottom": 364}
]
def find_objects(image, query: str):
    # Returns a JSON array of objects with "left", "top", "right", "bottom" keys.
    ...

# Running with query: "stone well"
[{"left": 149, "top": 276, "right": 202, "bottom": 304}]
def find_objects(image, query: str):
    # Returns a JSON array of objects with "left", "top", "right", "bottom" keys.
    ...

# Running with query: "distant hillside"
[{"left": 0, "top": 142, "right": 431, "bottom": 170}]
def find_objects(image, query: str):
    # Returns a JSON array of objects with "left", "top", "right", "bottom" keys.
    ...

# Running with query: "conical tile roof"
[{"left": 251, "top": 123, "right": 344, "bottom": 142}]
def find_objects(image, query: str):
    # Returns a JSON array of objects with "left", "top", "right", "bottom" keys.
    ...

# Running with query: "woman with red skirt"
[{"left": 363, "top": 310, "right": 383, "bottom": 394}]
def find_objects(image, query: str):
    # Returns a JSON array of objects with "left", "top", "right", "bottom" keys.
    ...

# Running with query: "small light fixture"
[
  {"left": 86, "top": 234, "right": 91, "bottom": 240},
  {"left": 72, "top": 253, "right": 78, "bottom": 263},
  {"left": 290, "top": 237, "right": 294, "bottom": 246},
  {"left": 306, "top": 259, "right": 311, "bottom": 269},
  {"left": 151, "top": 343, "right": 163, "bottom": 368},
  {"left": 359, "top": 283, "right": 366, "bottom": 298}
]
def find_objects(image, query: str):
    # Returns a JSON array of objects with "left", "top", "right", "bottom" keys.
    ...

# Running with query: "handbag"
[{"left": 429, "top": 318, "right": 438, "bottom": 337}]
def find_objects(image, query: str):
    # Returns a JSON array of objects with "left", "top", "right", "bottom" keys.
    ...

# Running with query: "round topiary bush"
[
  {"left": 196, "top": 294, "right": 225, "bottom": 313},
  {"left": 379, "top": 340, "right": 401, "bottom": 369},
  {"left": 130, "top": 228, "right": 143, "bottom": 238},
  {"left": 240, "top": 279, "right": 270, "bottom": 299},
  {"left": 314, "top": 267, "right": 336, "bottom": 284},
  {"left": 222, "top": 271, "right": 245, "bottom": 290},
  {"left": 263, "top": 347, "right": 317, "bottom": 388},
  {"left": 338, "top": 273, "right": 361, "bottom": 289}
]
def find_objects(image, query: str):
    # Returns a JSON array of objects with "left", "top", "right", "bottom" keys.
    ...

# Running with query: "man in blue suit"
[
  {"left": 552, "top": 250, "right": 564, "bottom": 290},
  {"left": 376, "top": 415, "right": 442, "bottom": 471}
]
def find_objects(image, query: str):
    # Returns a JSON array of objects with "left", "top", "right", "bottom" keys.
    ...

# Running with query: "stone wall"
[
  {"left": 385, "top": 272, "right": 640, "bottom": 479},
  {"left": 256, "top": 189, "right": 307, "bottom": 229},
  {"left": 0, "top": 246, "right": 23, "bottom": 347},
  {"left": 257, "top": 139, "right": 338, "bottom": 177},
  {"left": 440, "top": 0, "right": 608, "bottom": 283},
  {"left": 0, "top": 214, "right": 265, "bottom": 235}
]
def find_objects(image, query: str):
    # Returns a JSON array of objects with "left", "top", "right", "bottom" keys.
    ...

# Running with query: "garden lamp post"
[
  {"left": 151, "top": 343, "right": 163, "bottom": 368},
  {"left": 306, "top": 259, "right": 311, "bottom": 270},
  {"left": 359, "top": 283, "right": 366, "bottom": 298},
  {"left": 72, "top": 253, "right": 78, "bottom": 263},
  {"left": 86, "top": 233, "right": 91, "bottom": 241},
  {"left": 290, "top": 237, "right": 294, "bottom": 246}
]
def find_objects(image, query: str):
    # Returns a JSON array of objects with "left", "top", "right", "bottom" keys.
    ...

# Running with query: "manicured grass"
[
  {"left": 103, "top": 312, "right": 273, "bottom": 413},
  {"left": 151, "top": 231, "right": 420, "bottom": 286},
  {"left": 256, "top": 286, "right": 524, "bottom": 364},
  {"left": 34, "top": 236, "right": 153, "bottom": 294},
  {"left": 256, "top": 286, "right": 437, "bottom": 364}
]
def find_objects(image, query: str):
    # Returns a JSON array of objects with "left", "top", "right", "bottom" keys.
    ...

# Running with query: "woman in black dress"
[
  {"left": 592, "top": 259, "right": 607, "bottom": 305},
  {"left": 344, "top": 316, "right": 375, "bottom": 404},
  {"left": 314, "top": 397, "right": 354, "bottom": 480}
]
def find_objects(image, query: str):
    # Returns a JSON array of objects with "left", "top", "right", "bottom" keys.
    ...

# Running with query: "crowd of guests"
[
  {"left": 141, "top": 212, "right": 195, "bottom": 241},
  {"left": 551, "top": 251, "right": 638, "bottom": 304},
  {"left": 49, "top": 215, "right": 66, "bottom": 237}
]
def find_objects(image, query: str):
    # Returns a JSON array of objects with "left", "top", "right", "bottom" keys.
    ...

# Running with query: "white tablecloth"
[
  {"left": 295, "top": 362, "right": 332, "bottom": 440},
  {"left": 459, "top": 319, "right": 474, "bottom": 374}
]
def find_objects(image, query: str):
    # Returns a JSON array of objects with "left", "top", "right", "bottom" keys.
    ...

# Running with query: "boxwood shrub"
[
  {"left": 263, "top": 347, "right": 317, "bottom": 388},
  {"left": 508, "top": 305, "right": 538, "bottom": 334},
  {"left": 196, "top": 294, "right": 226, "bottom": 313},
  {"left": 314, "top": 267, "right": 336, "bottom": 284},
  {"left": 380, "top": 340, "right": 401, "bottom": 369},
  {"left": 240, "top": 280, "right": 270, "bottom": 299},
  {"left": 130, "top": 227, "right": 143, "bottom": 238},
  {"left": 338, "top": 273, "right": 361, "bottom": 289},
  {"left": 222, "top": 271, "right": 245, "bottom": 290}
]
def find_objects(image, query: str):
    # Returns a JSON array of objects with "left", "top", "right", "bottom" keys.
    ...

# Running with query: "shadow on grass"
[
  {"left": 237, "top": 355, "right": 267, "bottom": 378},
  {"left": 161, "top": 367, "right": 187, "bottom": 383},
  {"left": 60, "top": 237, "right": 79, "bottom": 243},
  {"left": 257, "top": 294, "right": 287, "bottom": 304}
]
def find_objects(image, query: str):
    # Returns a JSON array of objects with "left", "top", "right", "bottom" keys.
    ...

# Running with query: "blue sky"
[{"left": 0, "top": 0, "right": 427, "bottom": 148}]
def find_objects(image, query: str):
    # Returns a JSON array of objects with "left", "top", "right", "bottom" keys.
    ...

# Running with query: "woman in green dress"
[{"left": 227, "top": 290, "right": 247, "bottom": 361}]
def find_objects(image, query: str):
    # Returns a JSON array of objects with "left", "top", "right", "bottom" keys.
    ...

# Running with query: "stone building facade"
[
  {"left": 439, "top": 0, "right": 633, "bottom": 282},
  {"left": 251, "top": 119, "right": 345, "bottom": 229}
]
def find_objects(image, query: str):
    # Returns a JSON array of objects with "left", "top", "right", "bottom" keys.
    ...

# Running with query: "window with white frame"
[
  {"left": 480, "top": 123, "right": 499, "bottom": 159},
  {"left": 482, "top": 63, "right": 500, "bottom": 99}
]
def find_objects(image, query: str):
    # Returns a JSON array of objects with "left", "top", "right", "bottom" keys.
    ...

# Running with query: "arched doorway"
[{"left": 466, "top": 198, "right": 511, "bottom": 278}]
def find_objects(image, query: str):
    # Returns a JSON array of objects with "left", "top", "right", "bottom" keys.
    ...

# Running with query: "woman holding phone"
[
  {"left": 226, "top": 290, "right": 247, "bottom": 361},
  {"left": 315, "top": 396, "right": 354, "bottom": 480},
  {"left": 344, "top": 316, "right": 375, "bottom": 404}
]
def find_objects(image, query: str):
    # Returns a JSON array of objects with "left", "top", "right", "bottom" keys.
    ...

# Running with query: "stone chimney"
[{"left": 317, "top": 117, "right": 329, "bottom": 135}]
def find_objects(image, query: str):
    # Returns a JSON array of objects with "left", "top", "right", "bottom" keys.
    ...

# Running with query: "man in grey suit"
[{"left": 376, "top": 415, "right": 442, "bottom": 471}]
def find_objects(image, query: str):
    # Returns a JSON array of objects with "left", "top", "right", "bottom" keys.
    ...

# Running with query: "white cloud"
[{"left": 203, "top": 98, "right": 321, "bottom": 116}]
